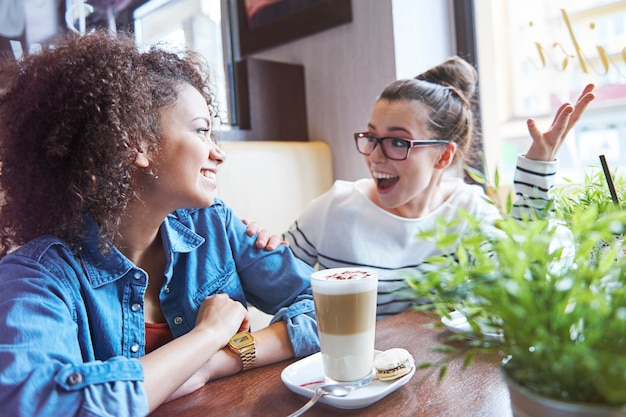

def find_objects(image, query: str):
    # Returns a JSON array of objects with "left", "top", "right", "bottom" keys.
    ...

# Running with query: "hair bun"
[{"left": 415, "top": 56, "right": 477, "bottom": 103}]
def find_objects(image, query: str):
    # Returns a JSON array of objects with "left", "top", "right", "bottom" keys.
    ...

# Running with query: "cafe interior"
[{"left": 2, "top": 0, "right": 626, "bottom": 416}]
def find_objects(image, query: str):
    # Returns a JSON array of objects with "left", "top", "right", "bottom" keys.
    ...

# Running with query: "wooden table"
[{"left": 150, "top": 311, "right": 513, "bottom": 417}]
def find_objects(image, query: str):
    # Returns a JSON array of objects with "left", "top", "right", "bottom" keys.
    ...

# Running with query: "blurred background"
[{"left": 2, "top": 0, "right": 625, "bottom": 185}]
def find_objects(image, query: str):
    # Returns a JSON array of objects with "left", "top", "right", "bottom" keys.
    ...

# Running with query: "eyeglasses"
[{"left": 353, "top": 132, "right": 450, "bottom": 161}]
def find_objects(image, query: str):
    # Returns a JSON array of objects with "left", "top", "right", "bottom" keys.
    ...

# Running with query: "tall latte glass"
[{"left": 310, "top": 267, "right": 378, "bottom": 387}]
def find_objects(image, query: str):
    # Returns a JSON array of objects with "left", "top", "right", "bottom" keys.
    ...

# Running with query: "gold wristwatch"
[{"left": 228, "top": 331, "right": 256, "bottom": 371}]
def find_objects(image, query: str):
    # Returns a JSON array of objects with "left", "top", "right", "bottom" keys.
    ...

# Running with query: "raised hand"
[{"left": 525, "top": 83, "right": 595, "bottom": 162}]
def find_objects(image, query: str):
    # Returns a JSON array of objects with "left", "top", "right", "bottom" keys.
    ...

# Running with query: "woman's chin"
[
  {"left": 375, "top": 195, "right": 401, "bottom": 213},
  {"left": 189, "top": 194, "right": 215, "bottom": 208}
]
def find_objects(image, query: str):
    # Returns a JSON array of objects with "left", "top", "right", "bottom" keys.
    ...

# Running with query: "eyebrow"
[
  {"left": 367, "top": 123, "right": 412, "bottom": 136},
  {"left": 193, "top": 116, "right": 212, "bottom": 127}
]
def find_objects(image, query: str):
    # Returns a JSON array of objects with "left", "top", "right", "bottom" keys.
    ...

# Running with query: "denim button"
[
  {"left": 174, "top": 316, "right": 183, "bottom": 325},
  {"left": 130, "top": 343, "right": 140, "bottom": 353},
  {"left": 164, "top": 286, "right": 171, "bottom": 294},
  {"left": 133, "top": 271, "right": 142, "bottom": 280},
  {"left": 131, "top": 303, "right": 141, "bottom": 312},
  {"left": 66, "top": 373, "right": 83, "bottom": 386}
]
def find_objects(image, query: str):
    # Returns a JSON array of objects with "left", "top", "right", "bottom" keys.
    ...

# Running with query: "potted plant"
[
  {"left": 466, "top": 161, "right": 626, "bottom": 219},
  {"left": 552, "top": 167, "right": 626, "bottom": 262},
  {"left": 552, "top": 168, "right": 626, "bottom": 224},
  {"left": 407, "top": 204, "right": 626, "bottom": 416}
]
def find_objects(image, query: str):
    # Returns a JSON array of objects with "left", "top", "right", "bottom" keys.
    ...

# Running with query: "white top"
[{"left": 284, "top": 155, "right": 558, "bottom": 319}]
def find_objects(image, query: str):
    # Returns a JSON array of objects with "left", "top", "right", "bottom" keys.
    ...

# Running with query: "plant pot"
[{"left": 502, "top": 369, "right": 626, "bottom": 417}]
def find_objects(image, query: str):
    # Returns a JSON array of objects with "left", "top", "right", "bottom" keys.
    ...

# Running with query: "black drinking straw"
[{"left": 599, "top": 155, "right": 620, "bottom": 206}]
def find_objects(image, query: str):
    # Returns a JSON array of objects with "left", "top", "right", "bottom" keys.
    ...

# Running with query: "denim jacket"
[{"left": 0, "top": 199, "right": 319, "bottom": 416}]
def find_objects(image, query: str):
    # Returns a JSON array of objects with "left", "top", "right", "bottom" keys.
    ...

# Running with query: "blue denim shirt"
[{"left": 0, "top": 199, "right": 319, "bottom": 417}]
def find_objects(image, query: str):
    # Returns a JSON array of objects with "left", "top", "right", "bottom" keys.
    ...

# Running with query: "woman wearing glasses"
[{"left": 255, "top": 56, "right": 594, "bottom": 320}]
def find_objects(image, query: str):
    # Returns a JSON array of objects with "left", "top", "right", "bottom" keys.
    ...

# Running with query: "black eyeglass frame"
[{"left": 353, "top": 132, "right": 450, "bottom": 161}]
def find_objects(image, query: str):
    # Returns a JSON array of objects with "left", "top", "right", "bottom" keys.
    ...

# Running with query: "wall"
[{"left": 248, "top": 0, "right": 455, "bottom": 181}]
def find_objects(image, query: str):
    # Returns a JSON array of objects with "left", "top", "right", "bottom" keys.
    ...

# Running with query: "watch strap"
[{"left": 239, "top": 343, "right": 256, "bottom": 371}]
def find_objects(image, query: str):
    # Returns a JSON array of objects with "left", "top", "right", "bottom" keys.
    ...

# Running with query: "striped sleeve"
[
  {"left": 283, "top": 220, "right": 319, "bottom": 266},
  {"left": 511, "top": 154, "right": 558, "bottom": 220}
]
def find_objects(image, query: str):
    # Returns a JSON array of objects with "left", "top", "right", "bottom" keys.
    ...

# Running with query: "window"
[
  {"left": 65, "top": 0, "right": 233, "bottom": 126},
  {"left": 133, "top": 0, "right": 232, "bottom": 124},
  {"left": 474, "top": 0, "right": 626, "bottom": 184}
]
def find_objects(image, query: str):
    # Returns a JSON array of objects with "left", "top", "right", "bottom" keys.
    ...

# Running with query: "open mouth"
[
  {"left": 201, "top": 170, "right": 216, "bottom": 180},
  {"left": 372, "top": 172, "right": 399, "bottom": 190}
]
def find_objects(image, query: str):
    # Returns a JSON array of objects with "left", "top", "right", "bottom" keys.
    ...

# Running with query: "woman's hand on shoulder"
[
  {"left": 524, "top": 83, "right": 595, "bottom": 162},
  {"left": 242, "top": 219, "right": 288, "bottom": 251}
]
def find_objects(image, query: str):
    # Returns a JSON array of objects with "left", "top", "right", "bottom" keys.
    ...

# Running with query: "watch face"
[{"left": 232, "top": 333, "right": 252, "bottom": 346}]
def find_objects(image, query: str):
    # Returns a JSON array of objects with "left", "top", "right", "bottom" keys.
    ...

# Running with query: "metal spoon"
[{"left": 287, "top": 384, "right": 350, "bottom": 417}]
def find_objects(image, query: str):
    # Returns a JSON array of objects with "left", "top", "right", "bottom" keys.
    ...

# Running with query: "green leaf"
[
  {"left": 438, "top": 364, "right": 448, "bottom": 380},
  {"left": 432, "top": 345, "right": 457, "bottom": 353},
  {"left": 464, "top": 164, "right": 487, "bottom": 184},
  {"left": 416, "top": 362, "right": 434, "bottom": 369},
  {"left": 462, "top": 352, "right": 476, "bottom": 370}
]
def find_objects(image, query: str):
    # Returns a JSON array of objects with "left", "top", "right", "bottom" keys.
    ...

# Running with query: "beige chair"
[
  {"left": 216, "top": 140, "right": 334, "bottom": 329},
  {"left": 217, "top": 140, "right": 334, "bottom": 234}
]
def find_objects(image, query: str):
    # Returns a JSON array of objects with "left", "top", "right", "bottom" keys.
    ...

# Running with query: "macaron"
[{"left": 374, "top": 348, "right": 415, "bottom": 381}]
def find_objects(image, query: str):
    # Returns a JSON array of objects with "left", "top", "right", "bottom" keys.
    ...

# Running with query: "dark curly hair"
[
  {"left": 378, "top": 56, "right": 480, "bottom": 167},
  {"left": 0, "top": 30, "right": 217, "bottom": 256}
]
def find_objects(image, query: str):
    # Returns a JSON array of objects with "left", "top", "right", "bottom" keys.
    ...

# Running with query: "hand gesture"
[
  {"left": 242, "top": 219, "right": 288, "bottom": 251},
  {"left": 525, "top": 84, "right": 595, "bottom": 162}
]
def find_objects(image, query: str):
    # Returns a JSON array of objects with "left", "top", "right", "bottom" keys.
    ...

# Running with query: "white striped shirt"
[{"left": 284, "top": 155, "right": 557, "bottom": 320}]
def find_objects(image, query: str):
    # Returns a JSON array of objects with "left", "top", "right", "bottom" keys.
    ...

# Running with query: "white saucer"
[
  {"left": 441, "top": 310, "right": 504, "bottom": 342},
  {"left": 281, "top": 350, "right": 415, "bottom": 409}
]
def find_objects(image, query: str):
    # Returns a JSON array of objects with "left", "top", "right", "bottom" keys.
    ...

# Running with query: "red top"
[{"left": 145, "top": 322, "right": 174, "bottom": 354}]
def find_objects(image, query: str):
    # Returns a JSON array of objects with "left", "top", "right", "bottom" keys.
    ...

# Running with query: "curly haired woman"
[{"left": 0, "top": 30, "right": 318, "bottom": 416}]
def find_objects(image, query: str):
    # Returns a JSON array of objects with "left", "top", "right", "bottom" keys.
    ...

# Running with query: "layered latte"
[{"left": 311, "top": 268, "right": 378, "bottom": 385}]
